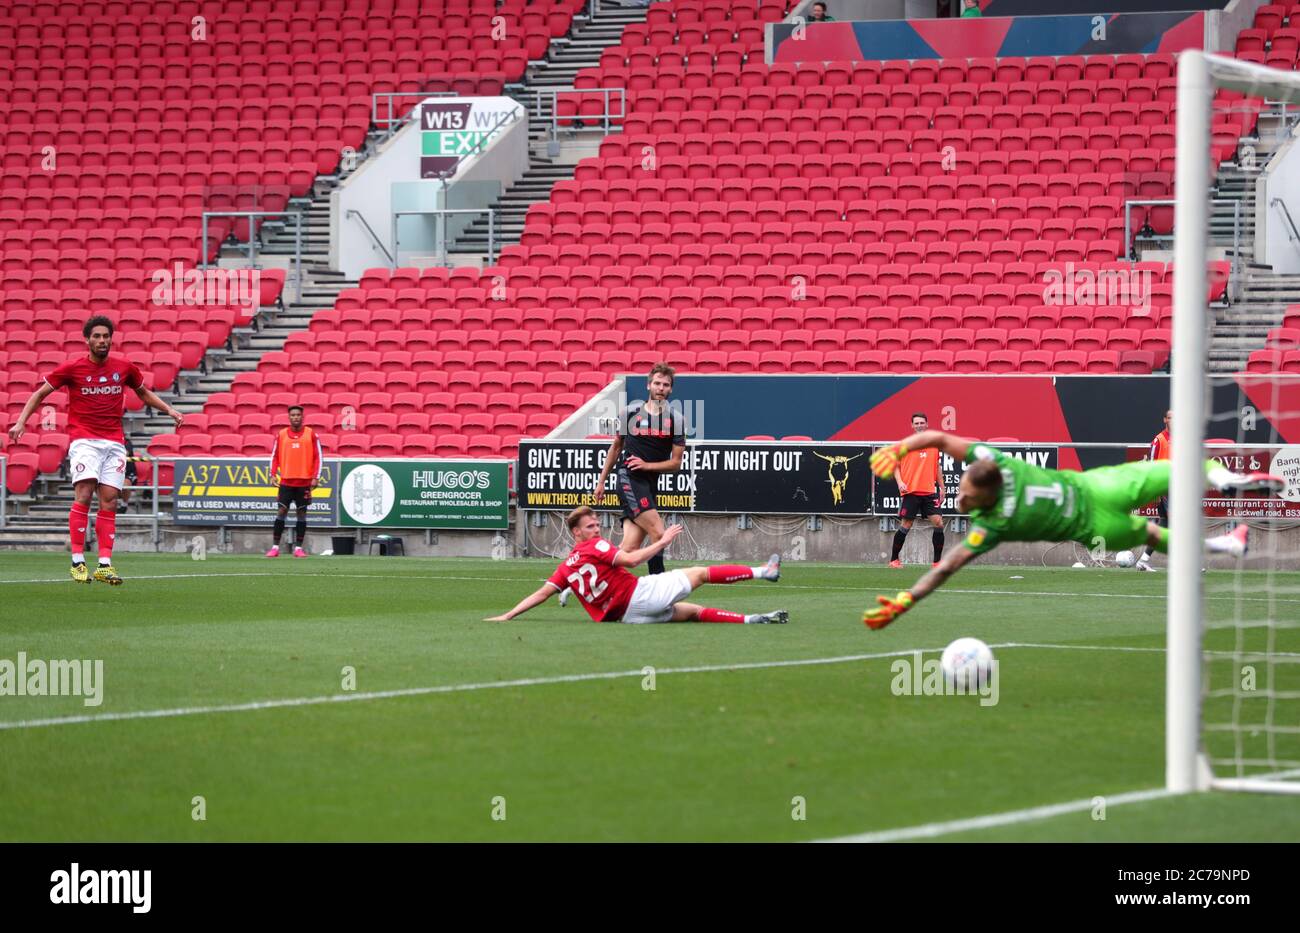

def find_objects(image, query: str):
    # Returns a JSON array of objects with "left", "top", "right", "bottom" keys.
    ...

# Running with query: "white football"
[
  {"left": 1115, "top": 550, "right": 1136, "bottom": 567},
  {"left": 940, "top": 637, "right": 995, "bottom": 691}
]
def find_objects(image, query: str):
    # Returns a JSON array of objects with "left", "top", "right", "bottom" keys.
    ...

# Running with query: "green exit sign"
[{"left": 422, "top": 131, "right": 492, "bottom": 156}]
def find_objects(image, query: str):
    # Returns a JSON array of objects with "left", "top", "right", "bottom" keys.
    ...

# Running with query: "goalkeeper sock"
[
  {"left": 890, "top": 528, "right": 907, "bottom": 561},
  {"left": 699, "top": 607, "right": 745, "bottom": 623},
  {"left": 647, "top": 553, "right": 665, "bottom": 575},
  {"left": 932, "top": 527, "right": 944, "bottom": 562},
  {"left": 1205, "top": 461, "right": 1235, "bottom": 491},
  {"left": 1152, "top": 527, "right": 1170, "bottom": 554},
  {"left": 272, "top": 517, "right": 285, "bottom": 547}
]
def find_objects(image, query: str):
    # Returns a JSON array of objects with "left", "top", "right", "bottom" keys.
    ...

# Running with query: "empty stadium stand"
[
  {"left": 0, "top": 0, "right": 587, "bottom": 521},
  {"left": 3, "top": 0, "right": 1298, "bottom": 546}
]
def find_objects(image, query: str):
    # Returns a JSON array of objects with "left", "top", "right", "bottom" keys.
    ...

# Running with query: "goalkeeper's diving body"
[{"left": 863, "top": 431, "right": 1285, "bottom": 630}]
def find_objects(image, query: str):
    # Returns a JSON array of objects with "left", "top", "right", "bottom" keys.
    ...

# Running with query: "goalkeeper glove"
[
  {"left": 863, "top": 591, "right": 914, "bottom": 630},
  {"left": 870, "top": 443, "right": 908, "bottom": 480}
]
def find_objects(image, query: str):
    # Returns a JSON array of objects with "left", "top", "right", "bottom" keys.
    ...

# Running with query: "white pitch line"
[
  {"left": 823, "top": 764, "right": 1300, "bottom": 842},
  {"left": 817, "top": 786, "right": 1174, "bottom": 843},
  {"left": 1005, "top": 642, "right": 1164, "bottom": 653},
  {"left": 4, "top": 641, "right": 1275, "bottom": 733},
  {"left": 0, "top": 646, "right": 943, "bottom": 732},
  {"left": 1005, "top": 642, "right": 1300, "bottom": 659},
  {"left": 0, "top": 572, "right": 554, "bottom": 586},
  {"left": 5, "top": 570, "right": 1300, "bottom": 603},
  {"left": 946, "top": 588, "right": 1300, "bottom": 604},
  {"left": 0, "top": 572, "right": 284, "bottom": 584}
]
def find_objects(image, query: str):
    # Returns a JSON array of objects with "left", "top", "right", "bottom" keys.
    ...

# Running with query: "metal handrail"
[
  {"left": 372, "top": 90, "right": 458, "bottom": 141},
  {"left": 0, "top": 455, "right": 6, "bottom": 529},
  {"left": 346, "top": 209, "right": 395, "bottom": 265},
  {"left": 392, "top": 208, "right": 496, "bottom": 268},
  {"left": 1263, "top": 99, "right": 1300, "bottom": 129},
  {"left": 200, "top": 209, "right": 303, "bottom": 303},
  {"left": 149, "top": 455, "right": 160, "bottom": 549},
  {"left": 548, "top": 87, "right": 626, "bottom": 144},
  {"left": 1271, "top": 197, "right": 1300, "bottom": 253},
  {"left": 353, "top": 104, "right": 517, "bottom": 267},
  {"left": 423, "top": 107, "right": 517, "bottom": 265},
  {"left": 1126, "top": 197, "right": 1243, "bottom": 302}
]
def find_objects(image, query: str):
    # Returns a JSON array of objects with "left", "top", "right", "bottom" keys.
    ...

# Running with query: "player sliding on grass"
[
  {"left": 556, "top": 364, "right": 685, "bottom": 609},
  {"left": 485, "top": 506, "right": 788, "bottom": 624},
  {"left": 861, "top": 431, "right": 1285, "bottom": 630}
]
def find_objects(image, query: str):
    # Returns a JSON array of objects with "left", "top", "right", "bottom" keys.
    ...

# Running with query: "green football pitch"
[{"left": 1, "top": 552, "right": 1298, "bottom": 841}]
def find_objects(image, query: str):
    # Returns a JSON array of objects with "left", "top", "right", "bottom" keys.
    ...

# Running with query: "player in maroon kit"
[
  {"left": 7, "top": 316, "right": 184, "bottom": 584},
  {"left": 484, "top": 506, "right": 788, "bottom": 624}
]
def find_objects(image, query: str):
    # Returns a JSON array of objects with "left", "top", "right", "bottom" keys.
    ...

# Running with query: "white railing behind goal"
[{"left": 1170, "top": 51, "right": 1300, "bottom": 795}]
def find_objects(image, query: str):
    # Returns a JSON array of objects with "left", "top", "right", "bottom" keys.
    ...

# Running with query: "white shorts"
[
  {"left": 68, "top": 438, "right": 128, "bottom": 489},
  {"left": 620, "top": 569, "right": 694, "bottom": 624}
]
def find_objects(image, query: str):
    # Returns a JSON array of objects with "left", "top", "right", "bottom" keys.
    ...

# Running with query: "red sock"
[
  {"left": 95, "top": 510, "right": 116, "bottom": 561},
  {"left": 707, "top": 565, "right": 754, "bottom": 584},
  {"left": 69, "top": 502, "right": 90, "bottom": 555},
  {"left": 699, "top": 607, "right": 745, "bottom": 624}
]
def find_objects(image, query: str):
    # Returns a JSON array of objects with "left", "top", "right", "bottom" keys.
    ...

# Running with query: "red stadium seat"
[{"left": 4, "top": 452, "right": 40, "bottom": 494}]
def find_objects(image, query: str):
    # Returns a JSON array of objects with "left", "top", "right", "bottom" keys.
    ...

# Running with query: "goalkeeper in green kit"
[{"left": 862, "top": 431, "right": 1285, "bottom": 630}]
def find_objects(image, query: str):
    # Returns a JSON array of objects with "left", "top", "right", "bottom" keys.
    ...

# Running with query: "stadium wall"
[
  {"left": 330, "top": 97, "right": 527, "bottom": 279},
  {"left": 110, "top": 524, "right": 512, "bottom": 560},
  {"left": 1207, "top": 0, "right": 1270, "bottom": 54},
  {"left": 103, "top": 505, "right": 1298, "bottom": 568},
  {"left": 789, "top": 0, "right": 906, "bottom": 21},
  {"left": 551, "top": 379, "right": 623, "bottom": 440},
  {"left": 1257, "top": 133, "right": 1300, "bottom": 274},
  {"left": 517, "top": 512, "right": 1297, "bottom": 570}
]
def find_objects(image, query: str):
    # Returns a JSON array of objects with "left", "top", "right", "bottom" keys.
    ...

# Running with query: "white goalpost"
[{"left": 1170, "top": 51, "right": 1300, "bottom": 795}]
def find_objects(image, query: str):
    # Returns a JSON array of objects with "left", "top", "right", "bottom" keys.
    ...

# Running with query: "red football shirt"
[
  {"left": 44, "top": 354, "right": 144, "bottom": 444},
  {"left": 546, "top": 536, "right": 639, "bottom": 622}
]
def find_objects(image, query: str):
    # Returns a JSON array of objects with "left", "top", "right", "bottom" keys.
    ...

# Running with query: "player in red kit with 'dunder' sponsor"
[
  {"left": 484, "top": 506, "right": 788, "bottom": 624},
  {"left": 7, "top": 316, "right": 184, "bottom": 584}
]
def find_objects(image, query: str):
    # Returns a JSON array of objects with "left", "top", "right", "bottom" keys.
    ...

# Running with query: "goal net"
[{"left": 1170, "top": 52, "right": 1300, "bottom": 794}]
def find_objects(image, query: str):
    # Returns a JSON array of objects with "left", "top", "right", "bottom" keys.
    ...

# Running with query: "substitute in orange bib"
[
  {"left": 267, "top": 404, "right": 322, "bottom": 558},
  {"left": 888, "top": 412, "right": 946, "bottom": 568},
  {"left": 1136, "top": 408, "right": 1172, "bottom": 572}
]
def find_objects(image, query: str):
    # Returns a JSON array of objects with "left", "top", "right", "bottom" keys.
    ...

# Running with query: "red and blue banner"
[
  {"left": 985, "top": 0, "right": 1224, "bottom": 13},
  {"left": 663, "top": 375, "right": 1300, "bottom": 472},
  {"left": 771, "top": 11, "right": 1205, "bottom": 63}
]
